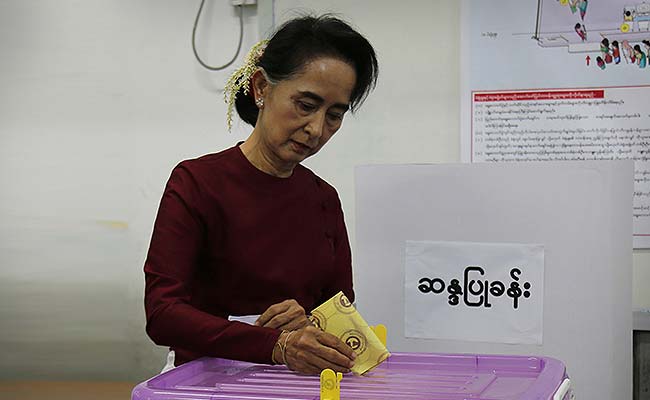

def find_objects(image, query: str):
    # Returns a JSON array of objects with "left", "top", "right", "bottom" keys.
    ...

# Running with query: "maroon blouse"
[{"left": 144, "top": 144, "right": 354, "bottom": 365}]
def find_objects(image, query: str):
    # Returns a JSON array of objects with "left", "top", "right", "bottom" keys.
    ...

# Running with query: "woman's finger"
[
  {"left": 311, "top": 343, "right": 355, "bottom": 370},
  {"left": 295, "top": 351, "right": 351, "bottom": 374},
  {"left": 255, "top": 300, "right": 291, "bottom": 326},
  {"left": 284, "top": 327, "right": 355, "bottom": 374},
  {"left": 284, "top": 329, "right": 352, "bottom": 374},
  {"left": 276, "top": 315, "right": 311, "bottom": 331},
  {"left": 316, "top": 330, "right": 357, "bottom": 362},
  {"left": 263, "top": 311, "right": 295, "bottom": 329},
  {"left": 257, "top": 300, "right": 305, "bottom": 328}
]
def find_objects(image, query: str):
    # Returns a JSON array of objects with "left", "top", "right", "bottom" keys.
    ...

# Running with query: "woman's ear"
[{"left": 251, "top": 68, "right": 270, "bottom": 103}]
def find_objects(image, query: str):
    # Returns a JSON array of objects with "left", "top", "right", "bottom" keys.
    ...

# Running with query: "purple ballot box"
[{"left": 131, "top": 352, "right": 573, "bottom": 400}]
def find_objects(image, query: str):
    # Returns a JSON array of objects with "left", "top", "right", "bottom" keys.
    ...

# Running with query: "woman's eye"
[
  {"left": 297, "top": 101, "right": 316, "bottom": 112},
  {"left": 327, "top": 112, "right": 344, "bottom": 122}
]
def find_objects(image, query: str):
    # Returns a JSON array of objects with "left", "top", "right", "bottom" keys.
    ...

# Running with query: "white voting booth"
[{"left": 354, "top": 160, "right": 633, "bottom": 400}]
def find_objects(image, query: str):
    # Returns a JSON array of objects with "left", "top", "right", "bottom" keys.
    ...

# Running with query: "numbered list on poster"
[{"left": 471, "top": 87, "right": 650, "bottom": 247}]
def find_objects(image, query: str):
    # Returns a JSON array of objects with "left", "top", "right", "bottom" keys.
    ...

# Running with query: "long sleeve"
[
  {"left": 143, "top": 163, "right": 280, "bottom": 364},
  {"left": 318, "top": 192, "right": 355, "bottom": 305}
]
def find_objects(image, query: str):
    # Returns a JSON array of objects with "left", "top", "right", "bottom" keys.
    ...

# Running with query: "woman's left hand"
[{"left": 255, "top": 299, "right": 311, "bottom": 331}]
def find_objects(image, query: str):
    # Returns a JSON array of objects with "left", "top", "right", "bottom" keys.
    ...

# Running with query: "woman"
[
  {"left": 634, "top": 44, "right": 647, "bottom": 68},
  {"left": 600, "top": 38, "right": 612, "bottom": 64},
  {"left": 578, "top": 0, "right": 588, "bottom": 20},
  {"left": 574, "top": 23, "right": 586, "bottom": 42},
  {"left": 611, "top": 41, "right": 620, "bottom": 64},
  {"left": 144, "top": 15, "right": 378, "bottom": 376},
  {"left": 643, "top": 40, "right": 650, "bottom": 68}
]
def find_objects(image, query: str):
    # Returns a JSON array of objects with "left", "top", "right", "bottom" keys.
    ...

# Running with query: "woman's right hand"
[{"left": 274, "top": 326, "right": 356, "bottom": 375}]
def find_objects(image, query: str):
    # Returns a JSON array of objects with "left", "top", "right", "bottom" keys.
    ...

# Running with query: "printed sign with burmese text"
[{"left": 405, "top": 240, "right": 544, "bottom": 344}]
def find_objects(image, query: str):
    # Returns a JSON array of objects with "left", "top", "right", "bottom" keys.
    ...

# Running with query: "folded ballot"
[{"left": 310, "top": 291, "right": 390, "bottom": 375}]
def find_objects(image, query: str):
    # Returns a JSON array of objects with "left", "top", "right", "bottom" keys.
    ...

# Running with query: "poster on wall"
[
  {"left": 460, "top": 0, "right": 650, "bottom": 248},
  {"left": 405, "top": 241, "right": 544, "bottom": 345}
]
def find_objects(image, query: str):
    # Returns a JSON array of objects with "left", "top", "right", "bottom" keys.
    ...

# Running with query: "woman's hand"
[
  {"left": 255, "top": 299, "right": 311, "bottom": 331},
  {"left": 274, "top": 326, "right": 356, "bottom": 375}
]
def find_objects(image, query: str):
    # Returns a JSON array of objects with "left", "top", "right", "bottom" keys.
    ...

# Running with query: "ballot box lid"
[{"left": 131, "top": 352, "right": 568, "bottom": 400}]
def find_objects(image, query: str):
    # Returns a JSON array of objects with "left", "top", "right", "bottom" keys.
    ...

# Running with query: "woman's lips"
[{"left": 290, "top": 140, "right": 311, "bottom": 153}]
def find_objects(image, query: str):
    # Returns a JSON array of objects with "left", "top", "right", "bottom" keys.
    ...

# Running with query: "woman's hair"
[{"left": 235, "top": 14, "right": 379, "bottom": 126}]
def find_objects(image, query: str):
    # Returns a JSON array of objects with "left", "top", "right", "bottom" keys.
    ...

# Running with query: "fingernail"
[{"left": 351, "top": 352, "right": 357, "bottom": 360}]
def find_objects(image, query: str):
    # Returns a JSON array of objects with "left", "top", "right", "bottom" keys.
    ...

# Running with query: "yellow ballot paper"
[{"left": 310, "top": 291, "right": 390, "bottom": 375}]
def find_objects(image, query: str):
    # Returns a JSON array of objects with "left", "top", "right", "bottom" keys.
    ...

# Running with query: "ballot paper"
[{"left": 310, "top": 291, "right": 390, "bottom": 375}]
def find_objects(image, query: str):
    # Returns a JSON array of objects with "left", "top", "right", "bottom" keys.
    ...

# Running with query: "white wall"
[
  {"left": 0, "top": 0, "right": 257, "bottom": 380},
  {"left": 0, "top": 0, "right": 647, "bottom": 381}
]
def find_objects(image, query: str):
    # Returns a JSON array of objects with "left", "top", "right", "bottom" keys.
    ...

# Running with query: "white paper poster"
[
  {"left": 405, "top": 240, "right": 544, "bottom": 345},
  {"left": 461, "top": 0, "right": 650, "bottom": 248}
]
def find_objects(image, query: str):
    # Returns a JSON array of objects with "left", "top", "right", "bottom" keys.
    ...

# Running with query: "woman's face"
[{"left": 253, "top": 57, "right": 356, "bottom": 170}]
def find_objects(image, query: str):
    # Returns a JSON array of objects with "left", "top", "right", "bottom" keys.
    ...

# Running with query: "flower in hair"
[{"left": 224, "top": 39, "right": 269, "bottom": 131}]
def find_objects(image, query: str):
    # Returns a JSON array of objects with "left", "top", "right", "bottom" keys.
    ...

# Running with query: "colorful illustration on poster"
[{"left": 535, "top": 0, "right": 650, "bottom": 70}]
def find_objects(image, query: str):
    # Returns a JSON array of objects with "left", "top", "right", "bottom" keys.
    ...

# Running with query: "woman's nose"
[{"left": 304, "top": 112, "right": 326, "bottom": 139}]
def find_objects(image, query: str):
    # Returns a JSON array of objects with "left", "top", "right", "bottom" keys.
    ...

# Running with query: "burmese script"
[{"left": 472, "top": 87, "right": 650, "bottom": 246}]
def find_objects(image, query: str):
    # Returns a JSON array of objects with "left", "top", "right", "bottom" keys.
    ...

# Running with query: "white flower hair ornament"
[{"left": 224, "top": 39, "right": 269, "bottom": 131}]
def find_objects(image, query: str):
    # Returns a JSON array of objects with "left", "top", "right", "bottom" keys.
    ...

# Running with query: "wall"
[
  {"left": 0, "top": 0, "right": 647, "bottom": 382},
  {"left": 0, "top": 0, "right": 257, "bottom": 380}
]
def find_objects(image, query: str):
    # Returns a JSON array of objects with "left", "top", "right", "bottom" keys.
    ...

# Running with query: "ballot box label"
[{"left": 405, "top": 240, "right": 544, "bottom": 344}]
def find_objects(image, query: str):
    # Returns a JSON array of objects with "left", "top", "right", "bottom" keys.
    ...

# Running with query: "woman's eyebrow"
[{"left": 297, "top": 91, "right": 350, "bottom": 111}]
